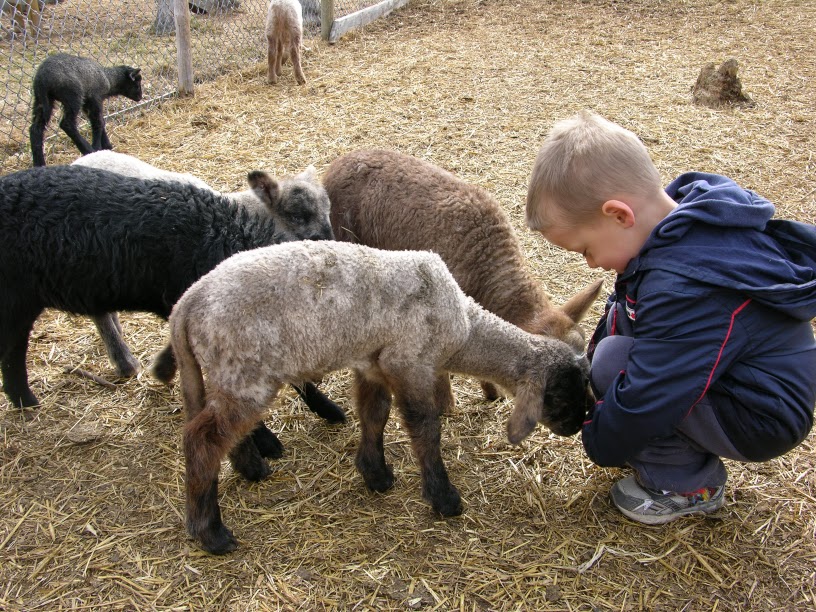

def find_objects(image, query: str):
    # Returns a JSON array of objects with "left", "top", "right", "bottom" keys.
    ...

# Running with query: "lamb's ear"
[
  {"left": 247, "top": 170, "right": 279, "bottom": 207},
  {"left": 129, "top": 68, "right": 141, "bottom": 81},
  {"left": 560, "top": 277, "right": 604, "bottom": 324},
  {"left": 297, "top": 164, "right": 317, "bottom": 183},
  {"left": 506, "top": 381, "right": 543, "bottom": 445}
]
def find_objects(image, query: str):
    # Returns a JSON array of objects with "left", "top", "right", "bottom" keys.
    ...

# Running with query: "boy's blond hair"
[{"left": 526, "top": 110, "right": 663, "bottom": 231}]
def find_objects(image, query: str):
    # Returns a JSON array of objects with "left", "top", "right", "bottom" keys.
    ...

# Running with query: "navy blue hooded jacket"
[{"left": 583, "top": 172, "right": 816, "bottom": 465}]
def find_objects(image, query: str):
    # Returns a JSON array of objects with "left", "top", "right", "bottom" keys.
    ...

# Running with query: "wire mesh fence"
[{"left": 0, "top": 0, "right": 371, "bottom": 171}]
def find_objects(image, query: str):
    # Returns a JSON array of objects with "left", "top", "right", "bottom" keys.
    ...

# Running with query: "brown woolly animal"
[
  {"left": 323, "top": 148, "right": 603, "bottom": 401},
  {"left": 692, "top": 59, "right": 755, "bottom": 108},
  {"left": 265, "top": 0, "right": 306, "bottom": 85},
  {"left": 171, "top": 241, "right": 593, "bottom": 554}
]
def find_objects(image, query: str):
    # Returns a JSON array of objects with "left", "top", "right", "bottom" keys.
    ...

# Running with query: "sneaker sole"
[{"left": 615, "top": 496, "right": 725, "bottom": 525}]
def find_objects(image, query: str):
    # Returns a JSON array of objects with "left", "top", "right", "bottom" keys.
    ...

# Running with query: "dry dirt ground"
[{"left": 1, "top": 0, "right": 815, "bottom": 609}]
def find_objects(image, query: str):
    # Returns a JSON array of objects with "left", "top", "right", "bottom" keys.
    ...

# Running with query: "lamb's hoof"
[
  {"left": 232, "top": 453, "right": 270, "bottom": 482},
  {"left": 251, "top": 424, "right": 284, "bottom": 459},
  {"left": 480, "top": 381, "right": 500, "bottom": 402},
  {"left": 150, "top": 351, "right": 177, "bottom": 384},
  {"left": 358, "top": 459, "right": 394, "bottom": 493},
  {"left": 114, "top": 360, "right": 141, "bottom": 378},
  {"left": 298, "top": 383, "right": 347, "bottom": 424},
  {"left": 310, "top": 399, "right": 346, "bottom": 425},
  {"left": 8, "top": 390, "right": 40, "bottom": 409},
  {"left": 428, "top": 487, "right": 463, "bottom": 517},
  {"left": 229, "top": 438, "right": 271, "bottom": 482},
  {"left": 195, "top": 524, "right": 238, "bottom": 555}
]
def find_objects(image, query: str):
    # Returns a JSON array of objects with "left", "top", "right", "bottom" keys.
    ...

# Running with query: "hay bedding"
[{"left": 1, "top": 0, "right": 815, "bottom": 608}]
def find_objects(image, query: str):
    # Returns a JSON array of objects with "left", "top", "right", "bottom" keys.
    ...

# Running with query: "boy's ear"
[{"left": 601, "top": 200, "right": 635, "bottom": 227}]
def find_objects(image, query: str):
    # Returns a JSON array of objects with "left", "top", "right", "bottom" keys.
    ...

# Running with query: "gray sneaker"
[{"left": 610, "top": 475, "right": 725, "bottom": 525}]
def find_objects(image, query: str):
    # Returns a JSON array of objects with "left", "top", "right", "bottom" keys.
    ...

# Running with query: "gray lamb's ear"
[
  {"left": 506, "top": 382, "right": 543, "bottom": 445},
  {"left": 247, "top": 170, "right": 280, "bottom": 207},
  {"left": 297, "top": 164, "right": 317, "bottom": 183}
]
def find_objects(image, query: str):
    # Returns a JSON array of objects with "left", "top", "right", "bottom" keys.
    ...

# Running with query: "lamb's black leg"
[
  {"left": 85, "top": 99, "right": 110, "bottom": 151},
  {"left": 151, "top": 343, "right": 177, "bottom": 384},
  {"left": 228, "top": 435, "right": 271, "bottom": 482},
  {"left": 58, "top": 99, "right": 94, "bottom": 155},
  {"left": 1, "top": 316, "right": 40, "bottom": 408},
  {"left": 224, "top": 422, "right": 282, "bottom": 482},
  {"left": 28, "top": 96, "right": 52, "bottom": 167},
  {"left": 293, "top": 381, "right": 346, "bottom": 424},
  {"left": 250, "top": 422, "right": 284, "bottom": 459},
  {"left": 394, "top": 380, "right": 462, "bottom": 517}
]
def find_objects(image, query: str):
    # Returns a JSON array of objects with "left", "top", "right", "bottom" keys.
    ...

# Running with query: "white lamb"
[
  {"left": 170, "top": 240, "right": 593, "bottom": 554},
  {"left": 265, "top": 0, "right": 306, "bottom": 85}
]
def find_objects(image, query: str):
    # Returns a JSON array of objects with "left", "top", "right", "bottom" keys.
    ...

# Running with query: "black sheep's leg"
[
  {"left": 228, "top": 435, "right": 271, "bottom": 482},
  {"left": 293, "top": 381, "right": 346, "bottom": 424},
  {"left": 250, "top": 421, "right": 284, "bottom": 458},
  {"left": 58, "top": 97, "right": 94, "bottom": 155},
  {"left": 1, "top": 312, "right": 41, "bottom": 409},
  {"left": 84, "top": 99, "right": 109, "bottom": 151},
  {"left": 92, "top": 313, "right": 141, "bottom": 377},
  {"left": 28, "top": 96, "right": 52, "bottom": 167}
]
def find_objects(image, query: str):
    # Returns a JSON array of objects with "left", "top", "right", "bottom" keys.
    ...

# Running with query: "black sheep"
[
  {"left": 29, "top": 53, "right": 143, "bottom": 166},
  {"left": 0, "top": 165, "right": 339, "bottom": 473}
]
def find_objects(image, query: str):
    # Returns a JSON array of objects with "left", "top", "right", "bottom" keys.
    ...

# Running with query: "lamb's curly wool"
[
  {"left": 324, "top": 148, "right": 603, "bottom": 399},
  {"left": 0, "top": 164, "right": 284, "bottom": 410},
  {"left": 29, "top": 53, "right": 143, "bottom": 166},
  {"left": 71, "top": 151, "right": 335, "bottom": 381},
  {"left": 171, "top": 240, "right": 593, "bottom": 554}
]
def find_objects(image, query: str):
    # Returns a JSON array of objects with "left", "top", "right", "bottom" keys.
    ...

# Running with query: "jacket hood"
[{"left": 627, "top": 172, "right": 816, "bottom": 320}]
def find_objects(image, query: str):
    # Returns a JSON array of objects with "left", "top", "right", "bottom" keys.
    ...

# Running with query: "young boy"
[{"left": 526, "top": 110, "right": 816, "bottom": 524}]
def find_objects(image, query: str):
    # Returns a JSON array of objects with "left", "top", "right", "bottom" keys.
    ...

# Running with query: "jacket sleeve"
[
  {"left": 586, "top": 292, "right": 615, "bottom": 362},
  {"left": 581, "top": 278, "right": 752, "bottom": 466}
]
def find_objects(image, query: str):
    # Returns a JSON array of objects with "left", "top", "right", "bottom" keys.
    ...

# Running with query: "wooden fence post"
[
  {"left": 174, "top": 0, "right": 194, "bottom": 95},
  {"left": 321, "top": 0, "right": 334, "bottom": 42}
]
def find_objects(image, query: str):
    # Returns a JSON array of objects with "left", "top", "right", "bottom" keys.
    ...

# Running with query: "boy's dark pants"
[{"left": 590, "top": 305, "right": 748, "bottom": 493}]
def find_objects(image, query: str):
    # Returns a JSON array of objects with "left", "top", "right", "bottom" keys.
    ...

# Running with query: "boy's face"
[{"left": 540, "top": 201, "right": 643, "bottom": 274}]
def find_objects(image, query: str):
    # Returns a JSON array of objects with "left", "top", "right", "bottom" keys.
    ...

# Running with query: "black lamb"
[
  {"left": 0, "top": 165, "right": 339, "bottom": 472},
  {"left": 29, "top": 53, "right": 143, "bottom": 166}
]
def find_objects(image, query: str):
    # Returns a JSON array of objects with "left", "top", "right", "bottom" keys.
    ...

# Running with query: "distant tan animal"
[
  {"left": 1, "top": 0, "right": 42, "bottom": 38},
  {"left": 265, "top": 0, "right": 306, "bottom": 85}
]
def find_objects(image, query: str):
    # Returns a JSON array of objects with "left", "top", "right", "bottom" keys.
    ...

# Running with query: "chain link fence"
[{"left": 0, "top": 0, "right": 381, "bottom": 171}]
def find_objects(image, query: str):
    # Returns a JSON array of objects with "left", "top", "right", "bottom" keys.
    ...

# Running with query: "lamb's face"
[
  {"left": 506, "top": 346, "right": 592, "bottom": 444},
  {"left": 541, "top": 357, "right": 593, "bottom": 437},
  {"left": 123, "top": 67, "right": 143, "bottom": 102},
  {"left": 248, "top": 166, "right": 334, "bottom": 242},
  {"left": 277, "top": 178, "right": 334, "bottom": 242}
]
